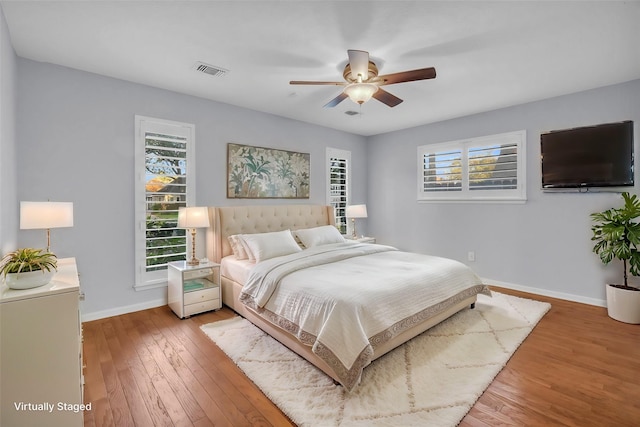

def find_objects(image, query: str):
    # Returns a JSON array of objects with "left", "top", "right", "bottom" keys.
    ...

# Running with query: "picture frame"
[{"left": 227, "top": 143, "right": 310, "bottom": 199}]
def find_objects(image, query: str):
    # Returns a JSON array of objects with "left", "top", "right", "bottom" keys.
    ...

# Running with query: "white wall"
[
  {"left": 367, "top": 79, "right": 640, "bottom": 305},
  {"left": 0, "top": 6, "right": 17, "bottom": 254},
  {"left": 15, "top": 59, "right": 367, "bottom": 320},
  {"left": 13, "top": 52, "right": 640, "bottom": 317}
]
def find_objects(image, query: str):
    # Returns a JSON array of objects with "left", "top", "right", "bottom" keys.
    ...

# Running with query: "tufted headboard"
[{"left": 205, "top": 204, "right": 336, "bottom": 263}]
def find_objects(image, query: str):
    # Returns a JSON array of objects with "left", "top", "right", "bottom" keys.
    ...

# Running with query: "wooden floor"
[{"left": 83, "top": 287, "right": 640, "bottom": 427}]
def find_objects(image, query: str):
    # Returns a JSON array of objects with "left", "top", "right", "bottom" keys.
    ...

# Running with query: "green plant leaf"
[
  {"left": 626, "top": 223, "right": 640, "bottom": 246},
  {"left": 622, "top": 192, "right": 640, "bottom": 217},
  {"left": 591, "top": 192, "right": 640, "bottom": 278},
  {"left": 612, "top": 241, "right": 631, "bottom": 260},
  {"left": 629, "top": 253, "right": 640, "bottom": 276},
  {"left": 599, "top": 248, "right": 614, "bottom": 265},
  {"left": 0, "top": 248, "right": 57, "bottom": 277}
]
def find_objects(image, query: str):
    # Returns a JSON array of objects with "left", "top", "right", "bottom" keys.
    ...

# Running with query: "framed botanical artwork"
[{"left": 227, "top": 143, "right": 310, "bottom": 198}]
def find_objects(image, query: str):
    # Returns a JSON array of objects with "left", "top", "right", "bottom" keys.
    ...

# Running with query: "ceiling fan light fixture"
[
  {"left": 344, "top": 83, "right": 378, "bottom": 105},
  {"left": 290, "top": 49, "right": 435, "bottom": 108}
]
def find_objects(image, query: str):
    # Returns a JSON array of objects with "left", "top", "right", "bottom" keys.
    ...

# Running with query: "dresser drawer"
[
  {"left": 184, "top": 287, "right": 218, "bottom": 305},
  {"left": 184, "top": 299, "right": 220, "bottom": 317}
]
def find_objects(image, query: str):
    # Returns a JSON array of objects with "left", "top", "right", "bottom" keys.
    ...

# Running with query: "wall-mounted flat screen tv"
[{"left": 541, "top": 120, "right": 634, "bottom": 189}]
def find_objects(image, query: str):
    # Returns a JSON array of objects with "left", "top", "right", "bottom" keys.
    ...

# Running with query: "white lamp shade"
[
  {"left": 346, "top": 204, "right": 368, "bottom": 218},
  {"left": 178, "top": 207, "right": 210, "bottom": 228},
  {"left": 344, "top": 83, "right": 378, "bottom": 105},
  {"left": 20, "top": 201, "right": 74, "bottom": 229}
]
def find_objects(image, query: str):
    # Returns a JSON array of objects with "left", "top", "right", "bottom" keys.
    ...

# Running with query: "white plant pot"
[
  {"left": 606, "top": 283, "right": 640, "bottom": 324},
  {"left": 4, "top": 270, "right": 55, "bottom": 290}
]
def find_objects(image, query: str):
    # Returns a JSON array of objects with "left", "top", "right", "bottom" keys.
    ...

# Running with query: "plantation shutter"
[
  {"left": 418, "top": 130, "right": 526, "bottom": 202},
  {"left": 327, "top": 148, "right": 351, "bottom": 234},
  {"left": 422, "top": 148, "right": 463, "bottom": 192},
  {"left": 468, "top": 142, "right": 518, "bottom": 191},
  {"left": 135, "top": 116, "right": 195, "bottom": 289},
  {"left": 144, "top": 132, "right": 188, "bottom": 272}
]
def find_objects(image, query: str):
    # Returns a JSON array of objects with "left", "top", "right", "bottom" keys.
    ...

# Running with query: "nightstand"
[
  {"left": 349, "top": 236, "right": 376, "bottom": 244},
  {"left": 168, "top": 261, "right": 221, "bottom": 319}
]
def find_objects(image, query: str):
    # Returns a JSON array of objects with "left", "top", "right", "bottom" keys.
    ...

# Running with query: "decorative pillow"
[
  {"left": 294, "top": 225, "right": 345, "bottom": 248},
  {"left": 240, "top": 230, "right": 301, "bottom": 263},
  {"left": 227, "top": 235, "right": 248, "bottom": 260}
]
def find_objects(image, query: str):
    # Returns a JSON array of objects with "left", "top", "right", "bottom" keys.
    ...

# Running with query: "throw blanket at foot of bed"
[{"left": 239, "top": 243, "right": 490, "bottom": 391}]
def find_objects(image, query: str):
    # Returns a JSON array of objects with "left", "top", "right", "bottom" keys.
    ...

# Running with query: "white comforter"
[{"left": 239, "top": 242, "right": 488, "bottom": 391}]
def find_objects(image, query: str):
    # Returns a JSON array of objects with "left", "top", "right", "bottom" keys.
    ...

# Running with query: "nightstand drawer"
[
  {"left": 184, "top": 287, "right": 218, "bottom": 305},
  {"left": 184, "top": 299, "right": 220, "bottom": 316}
]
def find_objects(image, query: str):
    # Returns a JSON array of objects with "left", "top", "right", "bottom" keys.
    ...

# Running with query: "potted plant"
[
  {"left": 0, "top": 248, "right": 58, "bottom": 290},
  {"left": 591, "top": 192, "right": 640, "bottom": 324}
]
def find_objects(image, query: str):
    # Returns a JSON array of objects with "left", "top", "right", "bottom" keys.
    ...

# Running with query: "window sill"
[{"left": 417, "top": 198, "right": 527, "bottom": 204}]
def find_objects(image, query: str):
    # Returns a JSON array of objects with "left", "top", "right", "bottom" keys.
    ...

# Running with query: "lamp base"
[{"left": 187, "top": 228, "right": 199, "bottom": 265}]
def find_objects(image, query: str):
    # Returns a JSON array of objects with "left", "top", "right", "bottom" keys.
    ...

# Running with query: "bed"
[{"left": 205, "top": 204, "right": 489, "bottom": 391}]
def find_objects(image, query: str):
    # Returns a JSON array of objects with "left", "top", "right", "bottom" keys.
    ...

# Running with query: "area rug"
[{"left": 200, "top": 292, "right": 551, "bottom": 426}]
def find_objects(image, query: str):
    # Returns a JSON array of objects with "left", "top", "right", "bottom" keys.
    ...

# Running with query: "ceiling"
[{"left": 2, "top": 1, "right": 639, "bottom": 136}]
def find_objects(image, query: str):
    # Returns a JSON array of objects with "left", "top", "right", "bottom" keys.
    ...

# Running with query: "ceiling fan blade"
[
  {"left": 347, "top": 50, "right": 370, "bottom": 81},
  {"left": 372, "top": 88, "right": 403, "bottom": 107},
  {"left": 377, "top": 67, "right": 436, "bottom": 86},
  {"left": 323, "top": 92, "right": 348, "bottom": 108},
  {"left": 290, "top": 80, "right": 345, "bottom": 86}
]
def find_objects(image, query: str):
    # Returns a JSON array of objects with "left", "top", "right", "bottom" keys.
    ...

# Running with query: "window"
[
  {"left": 418, "top": 130, "right": 526, "bottom": 202},
  {"left": 135, "top": 116, "right": 195, "bottom": 290},
  {"left": 327, "top": 148, "right": 351, "bottom": 234}
]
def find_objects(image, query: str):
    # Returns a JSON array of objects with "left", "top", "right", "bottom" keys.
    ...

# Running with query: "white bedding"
[
  {"left": 239, "top": 242, "right": 489, "bottom": 391},
  {"left": 220, "top": 255, "right": 254, "bottom": 284}
]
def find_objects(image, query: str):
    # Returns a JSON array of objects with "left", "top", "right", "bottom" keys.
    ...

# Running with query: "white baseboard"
[
  {"left": 483, "top": 277, "right": 606, "bottom": 308},
  {"left": 80, "top": 279, "right": 605, "bottom": 322},
  {"left": 81, "top": 297, "right": 167, "bottom": 322}
]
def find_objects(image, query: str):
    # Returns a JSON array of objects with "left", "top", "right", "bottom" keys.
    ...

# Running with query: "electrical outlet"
[{"left": 467, "top": 251, "right": 475, "bottom": 262}]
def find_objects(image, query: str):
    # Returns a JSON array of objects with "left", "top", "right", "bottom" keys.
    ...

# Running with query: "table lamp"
[
  {"left": 346, "top": 204, "right": 367, "bottom": 238},
  {"left": 178, "top": 206, "right": 210, "bottom": 265},
  {"left": 20, "top": 201, "right": 74, "bottom": 253}
]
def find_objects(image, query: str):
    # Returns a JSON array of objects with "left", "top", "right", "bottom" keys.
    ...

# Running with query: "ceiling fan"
[{"left": 290, "top": 49, "right": 436, "bottom": 108}]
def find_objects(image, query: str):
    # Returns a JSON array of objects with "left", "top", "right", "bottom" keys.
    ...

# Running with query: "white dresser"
[{"left": 0, "top": 257, "right": 84, "bottom": 427}]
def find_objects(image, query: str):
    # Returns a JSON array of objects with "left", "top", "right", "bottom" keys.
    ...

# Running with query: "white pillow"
[
  {"left": 294, "top": 225, "right": 345, "bottom": 248},
  {"left": 240, "top": 230, "right": 301, "bottom": 263},
  {"left": 238, "top": 235, "right": 256, "bottom": 262},
  {"left": 227, "top": 235, "right": 249, "bottom": 260}
]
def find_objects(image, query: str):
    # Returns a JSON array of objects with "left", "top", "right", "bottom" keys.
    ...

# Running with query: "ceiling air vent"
[{"left": 194, "top": 62, "right": 228, "bottom": 77}]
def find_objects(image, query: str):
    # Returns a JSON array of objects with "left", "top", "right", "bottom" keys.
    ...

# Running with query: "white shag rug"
[{"left": 200, "top": 292, "right": 550, "bottom": 426}]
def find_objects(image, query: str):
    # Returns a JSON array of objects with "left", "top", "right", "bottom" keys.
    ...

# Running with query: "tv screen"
[{"left": 541, "top": 120, "right": 634, "bottom": 189}]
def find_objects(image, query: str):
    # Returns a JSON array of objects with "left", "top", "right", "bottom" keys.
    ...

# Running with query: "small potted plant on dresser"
[
  {"left": 0, "top": 248, "right": 58, "bottom": 290},
  {"left": 591, "top": 192, "right": 640, "bottom": 324}
]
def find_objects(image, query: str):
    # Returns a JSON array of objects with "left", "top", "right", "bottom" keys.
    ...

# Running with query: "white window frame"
[
  {"left": 326, "top": 148, "right": 351, "bottom": 234},
  {"left": 417, "top": 130, "right": 527, "bottom": 203},
  {"left": 134, "top": 115, "right": 196, "bottom": 290}
]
